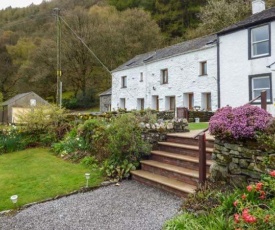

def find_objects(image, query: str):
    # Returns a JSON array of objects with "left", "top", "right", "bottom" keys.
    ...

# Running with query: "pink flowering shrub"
[
  {"left": 209, "top": 105, "right": 272, "bottom": 141},
  {"left": 232, "top": 171, "right": 275, "bottom": 229}
]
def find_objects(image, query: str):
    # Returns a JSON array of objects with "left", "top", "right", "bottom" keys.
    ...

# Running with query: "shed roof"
[
  {"left": 99, "top": 88, "right": 112, "bottom": 96},
  {"left": 1, "top": 92, "right": 47, "bottom": 106},
  {"left": 218, "top": 7, "right": 275, "bottom": 35},
  {"left": 112, "top": 34, "right": 217, "bottom": 72}
]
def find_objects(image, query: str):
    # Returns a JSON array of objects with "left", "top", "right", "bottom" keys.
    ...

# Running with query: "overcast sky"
[{"left": 0, "top": 0, "right": 46, "bottom": 10}]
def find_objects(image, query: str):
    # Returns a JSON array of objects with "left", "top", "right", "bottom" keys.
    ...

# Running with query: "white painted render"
[
  {"left": 219, "top": 21, "right": 275, "bottom": 115},
  {"left": 252, "top": 0, "right": 266, "bottom": 14},
  {"left": 112, "top": 46, "right": 218, "bottom": 113}
]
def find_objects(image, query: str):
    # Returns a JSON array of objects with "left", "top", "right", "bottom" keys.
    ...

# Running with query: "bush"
[
  {"left": 257, "top": 118, "right": 275, "bottom": 150},
  {"left": 209, "top": 105, "right": 272, "bottom": 141},
  {"left": 0, "top": 126, "right": 27, "bottom": 153}
]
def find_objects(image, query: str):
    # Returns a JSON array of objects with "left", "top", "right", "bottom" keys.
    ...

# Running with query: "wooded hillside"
[{"left": 0, "top": 0, "right": 274, "bottom": 108}]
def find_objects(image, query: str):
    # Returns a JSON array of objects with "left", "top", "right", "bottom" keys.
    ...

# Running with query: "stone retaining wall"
[
  {"left": 141, "top": 118, "right": 189, "bottom": 147},
  {"left": 210, "top": 140, "right": 275, "bottom": 187}
]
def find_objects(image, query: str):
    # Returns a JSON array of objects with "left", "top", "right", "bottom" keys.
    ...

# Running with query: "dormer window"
[{"left": 249, "top": 24, "right": 270, "bottom": 59}]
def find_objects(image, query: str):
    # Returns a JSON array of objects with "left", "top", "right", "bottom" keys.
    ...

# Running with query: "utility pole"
[{"left": 53, "top": 8, "right": 62, "bottom": 108}]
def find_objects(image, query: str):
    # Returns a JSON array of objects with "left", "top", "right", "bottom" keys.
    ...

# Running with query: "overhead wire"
[{"left": 59, "top": 15, "right": 138, "bottom": 103}]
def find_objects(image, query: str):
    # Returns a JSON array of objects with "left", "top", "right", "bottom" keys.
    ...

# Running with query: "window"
[
  {"left": 120, "top": 98, "right": 126, "bottom": 109},
  {"left": 121, "top": 76, "right": 127, "bottom": 88},
  {"left": 184, "top": 93, "right": 194, "bottom": 110},
  {"left": 165, "top": 96, "right": 175, "bottom": 111},
  {"left": 249, "top": 73, "right": 272, "bottom": 103},
  {"left": 249, "top": 24, "right": 270, "bottom": 59},
  {"left": 161, "top": 69, "right": 168, "bottom": 84},
  {"left": 200, "top": 61, "right": 207, "bottom": 76},
  {"left": 140, "top": 72, "right": 143, "bottom": 82},
  {"left": 201, "top": 93, "right": 211, "bottom": 111},
  {"left": 152, "top": 96, "right": 159, "bottom": 110},
  {"left": 137, "top": 98, "right": 145, "bottom": 110}
]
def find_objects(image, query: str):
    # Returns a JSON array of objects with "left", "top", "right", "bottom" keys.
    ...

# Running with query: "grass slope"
[{"left": 0, "top": 148, "right": 103, "bottom": 211}]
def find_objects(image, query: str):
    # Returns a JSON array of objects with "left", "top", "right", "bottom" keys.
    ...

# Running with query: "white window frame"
[
  {"left": 249, "top": 74, "right": 272, "bottom": 103},
  {"left": 250, "top": 24, "right": 270, "bottom": 59}
]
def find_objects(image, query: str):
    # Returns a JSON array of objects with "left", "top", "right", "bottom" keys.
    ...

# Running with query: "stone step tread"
[
  {"left": 158, "top": 142, "right": 213, "bottom": 152},
  {"left": 141, "top": 160, "right": 200, "bottom": 178},
  {"left": 151, "top": 150, "right": 213, "bottom": 165},
  {"left": 131, "top": 170, "right": 196, "bottom": 194},
  {"left": 167, "top": 131, "right": 215, "bottom": 141}
]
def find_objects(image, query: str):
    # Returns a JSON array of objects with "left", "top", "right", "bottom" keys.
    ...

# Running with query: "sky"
[{"left": 0, "top": 0, "right": 46, "bottom": 10}]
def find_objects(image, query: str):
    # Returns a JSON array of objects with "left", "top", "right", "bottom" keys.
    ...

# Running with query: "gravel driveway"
[{"left": 0, "top": 180, "right": 182, "bottom": 230}]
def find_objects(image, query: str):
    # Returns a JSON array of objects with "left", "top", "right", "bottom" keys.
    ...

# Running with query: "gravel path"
[{"left": 0, "top": 180, "right": 182, "bottom": 230}]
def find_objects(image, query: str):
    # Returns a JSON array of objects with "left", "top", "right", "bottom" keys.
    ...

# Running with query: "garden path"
[{"left": 0, "top": 180, "right": 182, "bottom": 230}]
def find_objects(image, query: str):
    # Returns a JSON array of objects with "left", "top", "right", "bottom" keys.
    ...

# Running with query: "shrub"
[
  {"left": 209, "top": 105, "right": 272, "bottom": 141},
  {"left": 0, "top": 126, "right": 27, "bottom": 153},
  {"left": 256, "top": 118, "right": 275, "bottom": 150}
]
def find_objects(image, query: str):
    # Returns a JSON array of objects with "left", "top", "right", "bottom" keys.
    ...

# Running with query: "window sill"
[{"left": 249, "top": 53, "right": 270, "bottom": 60}]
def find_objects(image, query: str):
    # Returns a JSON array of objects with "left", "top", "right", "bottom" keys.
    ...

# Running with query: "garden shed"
[
  {"left": 0, "top": 92, "right": 49, "bottom": 124},
  {"left": 99, "top": 88, "right": 112, "bottom": 112}
]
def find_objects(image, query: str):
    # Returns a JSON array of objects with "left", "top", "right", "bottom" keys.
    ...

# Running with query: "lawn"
[
  {"left": 188, "top": 122, "right": 209, "bottom": 130},
  {"left": 0, "top": 148, "right": 103, "bottom": 211}
]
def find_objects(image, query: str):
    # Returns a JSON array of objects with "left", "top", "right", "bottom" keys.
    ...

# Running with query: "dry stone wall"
[{"left": 210, "top": 139, "right": 275, "bottom": 187}]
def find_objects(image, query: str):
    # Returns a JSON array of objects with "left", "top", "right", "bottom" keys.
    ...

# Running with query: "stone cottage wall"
[{"left": 210, "top": 140, "right": 275, "bottom": 187}]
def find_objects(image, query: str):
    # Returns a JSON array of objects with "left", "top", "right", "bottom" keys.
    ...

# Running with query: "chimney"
[{"left": 252, "top": 0, "right": 266, "bottom": 14}]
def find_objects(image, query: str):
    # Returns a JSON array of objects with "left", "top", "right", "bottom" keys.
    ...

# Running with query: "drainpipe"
[{"left": 217, "top": 36, "right": 221, "bottom": 108}]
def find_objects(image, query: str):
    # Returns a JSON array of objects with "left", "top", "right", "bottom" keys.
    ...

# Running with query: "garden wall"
[
  {"left": 140, "top": 118, "right": 189, "bottom": 147},
  {"left": 210, "top": 139, "right": 275, "bottom": 187}
]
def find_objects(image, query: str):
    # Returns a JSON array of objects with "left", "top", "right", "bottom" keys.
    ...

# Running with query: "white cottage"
[
  {"left": 112, "top": 0, "right": 275, "bottom": 115},
  {"left": 218, "top": 0, "right": 275, "bottom": 115},
  {"left": 111, "top": 35, "right": 218, "bottom": 112}
]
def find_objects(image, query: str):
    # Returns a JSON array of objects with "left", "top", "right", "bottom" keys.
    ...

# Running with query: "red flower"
[
  {"left": 247, "top": 185, "right": 253, "bottom": 192},
  {"left": 242, "top": 209, "right": 257, "bottom": 223},
  {"left": 241, "top": 194, "right": 247, "bottom": 200},
  {"left": 233, "top": 200, "right": 238, "bottom": 207},
  {"left": 234, "top": 214, "right": 240, "bottom": 223},
  {"left": 270, "top": 170, "right": 275, "bottom": 177},
  {"left": 255, "top": 182, "right": 263, "bottom": 191}
]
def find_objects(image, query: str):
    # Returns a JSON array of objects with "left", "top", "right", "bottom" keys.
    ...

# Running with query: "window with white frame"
[
  {"left": 121, "top": 76, "right": 127, "bottom": 88},
  {"left": 120, "top": 98, "right": 126, "bottom": 109},
  {"left": 249, "top": 74, "right": 272, "bottom": 103},
  {"left": 201, "top": 93, "right": 211, "bottom": 111},
  {"left": 161, "top": 69, "right": 168, "bottom": 84},
  {"left": 200, "top": 61, "right": 207, "bottom": 76},
  {"left": 137, "top": 98, "right": 145, "bottom": 110},
  {"left": 250, "top": 24, "right": 270, "bottom": 59}
]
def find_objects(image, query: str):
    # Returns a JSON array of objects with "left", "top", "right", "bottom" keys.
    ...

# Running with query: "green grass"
[
  {"left": 0, "top": 148, "right": 103, "bottom": 211},
  {"left": 188, "top": 122, "right": 209, "bottom": 130}
]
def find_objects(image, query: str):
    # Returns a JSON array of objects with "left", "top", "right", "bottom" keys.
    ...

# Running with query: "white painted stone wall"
[
  {"left": 219, "top": 21, "right": 275, "bottom": 115},
  {"left": 111, "top": 45, "right": 218, "bottom": 113}
]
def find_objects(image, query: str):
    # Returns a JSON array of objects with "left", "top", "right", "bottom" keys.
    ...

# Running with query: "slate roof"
[
  {"left": 218, "top": 7, "right": 275, "bottom": 35},
  {"left": 99, "top": 88, "right": 112, "bottom": 96},
  {"left": 112, "top": 34, "right": 217, "bottom": 72},
  {"left": 2, "top": 92, "right": 31, "bottom": 106}
]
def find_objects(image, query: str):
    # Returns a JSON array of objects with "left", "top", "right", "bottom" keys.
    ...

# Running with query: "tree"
[
  {"left": 0, "top": 31, "right": 20, "bottom": 100},
  {"left": 187, "top": 0, "right": 250, "bottom": 39}
]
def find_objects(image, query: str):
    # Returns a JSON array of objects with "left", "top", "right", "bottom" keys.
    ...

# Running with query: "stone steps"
[
  {"left": 131, "top": 170, "right": 196, "bottom": 198},
  {"left": 131, "top": 130, "right": 214, "bottom": 197}
]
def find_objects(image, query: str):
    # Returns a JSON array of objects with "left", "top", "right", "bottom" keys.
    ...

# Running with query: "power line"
[{"left": 59, "top": 16, "right": 111, "bottom": 74}]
